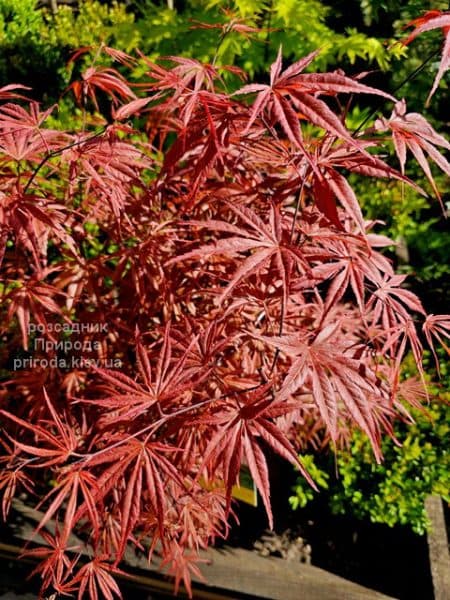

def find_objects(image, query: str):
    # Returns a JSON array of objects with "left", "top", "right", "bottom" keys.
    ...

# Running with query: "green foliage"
[
  {"left": 402, "top": 218, "right": 450, "bottom": 289},
  {"left": 138, "top": 0, "right": 394, "bottom": 72},
  {"left": 1, "top": 0, "right": 448, "bottom": 105},
  {"left": 47, "top": 2, "right": 138, "bottom": 52},
  {"left": 370, "top": 0, "right": 450, "bottom": 112},
  {"left": 353, "top": 174, "right": 431, "bottom": 240},
  {"left": 0, "top": 0, "right": 398, "bottom": 100},
  {"left": 358, "top": 0, "right": 440, "bottom": 27},
  {"left": 290, "top": 354, "right": 450, "bottom": 535},
  {"left": 351, "top": 168, "right": 450, "bottom": 307},
  {"left": 0, "top": 0, "right": 42, "bottom": 38},
  {"left": 289, "top": 455, "right": 329, "bottom": 509},
  {"left": 0, "top": 0, "right": 65, "bottom": 99},
  {"left": 344, "top": 96, "right": 449, "bottom": 307},
  {"left": 0, "top": 1, "right": 136, "bottom": 99}
]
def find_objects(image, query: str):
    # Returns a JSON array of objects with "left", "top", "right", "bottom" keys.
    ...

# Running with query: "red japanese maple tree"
[{"left": 0, "top": 14, "right": 449, "bottom": 598}]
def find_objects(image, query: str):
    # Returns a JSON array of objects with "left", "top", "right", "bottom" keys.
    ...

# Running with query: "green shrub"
[{"left": 0, "top": 0, "right": 399, "bottom": 100}]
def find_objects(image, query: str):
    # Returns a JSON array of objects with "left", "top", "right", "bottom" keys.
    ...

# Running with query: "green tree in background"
[{"left": 0, "top": 0, "right": 403, "bottom": 100}]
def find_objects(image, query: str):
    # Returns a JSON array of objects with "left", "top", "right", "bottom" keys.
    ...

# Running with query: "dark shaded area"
[
  {"left": 405, "top": 203, "right": 450, "bottom": 316},
  {"left": 294, "top": 503, "right": 433, "bottom": 600},
  {"left": 0, "top": 41, "right": 68, "bottom": 103},
  {"left": 228, "top": 453, "right": 434, "bottom": 600}
]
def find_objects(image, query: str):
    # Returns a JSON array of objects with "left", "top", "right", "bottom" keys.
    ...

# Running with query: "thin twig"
[
  {"left": 353, "top": 47, "right": 441, "bottom": 137},
  {"left": 23, "top": 127, "right": 107, "bottom": 194}
]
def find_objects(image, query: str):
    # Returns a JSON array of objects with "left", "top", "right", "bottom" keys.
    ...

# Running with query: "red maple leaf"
[
  {"left": 69, "top": 66, "right": 136, "bottom": 111},
  {"left": 375, "top": 99, "right": 450, "bottom": 201},
  {"left": 255, "top": 322, "right": 391, "bottom": 459},
  {"left": 199, "top": 383, "right": 314, "bottom": 528},
  {"left": 235, "top": 48, "right": 395, "bottom": 151},
  {"left": 168, "top": 202, "right": 310, "bottom": 312}
]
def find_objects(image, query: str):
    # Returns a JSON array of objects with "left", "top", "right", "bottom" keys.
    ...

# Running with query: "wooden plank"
[
  {"left": 188, "top": 546, "right": 398, "bottom": 600},
  {"left": 9, "top": 500, "right": 397, "bottom": 600},
  {"left": 425, "top": 495, "right": 450, "bottom": 600}
]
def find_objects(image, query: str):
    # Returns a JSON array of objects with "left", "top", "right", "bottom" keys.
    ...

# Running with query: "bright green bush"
[{"left": 0, "top": 0, "right": 400, "bottom": 100}]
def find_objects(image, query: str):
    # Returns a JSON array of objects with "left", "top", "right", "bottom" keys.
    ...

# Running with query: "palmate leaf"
[
  {"left": 0, "top": 102, "right": 68, "bottom": 160},
  {"left": 4, "top": 271, "right": 67, "bottom": 349},
  {"left": 422, "top": 314, "right": 450, "bottom": 371},
  {"left": 0, "top": 84, "right": 30, "bottom": 101},
  {"left": 2, "top": 192, "right": 76, "bottom": 268},
  {"left": 0, "top": 462, "right": 34, "bottom": 520},
  {"left": 254, "top": 325, "right": 389, "bottom": 459},
  {"left": 309, "top": 137, "right": 426, "bottom": 228},
  {"left": 375, "top": 99, "right": 450, "bottom": 201},
  {"left": 367, "top": 273, "right": 426, "bottom": 330},
  {"left": 311, "top": 231, "right": 394, "bottom": 313},
  {"left": 34, "top": 469, "right": 100, "bottom": 545},
  {"left": 69, "top": 66, "right": 136, "bottom": 111},
  {"left": 168, "top": 202, "right": 310, "bottom": 309},
  {"left": 0, "top": 128, "right": 63, "bottom": 163},
  {"left": 85, "top": 438, "right": 184, "bottom": 558},
  {"left": 402, "top": 10, "right": 450, "bottom": 104},
  {"left": 159, "top": 541, "right": 208, "bottom": 598},
  {"left": 0, "top": 102, "right": 57, "bottom": 133},
  {"left": 60, "top": 129, "right": 152, "bottom": 218},
  {"left": 0, "top": 389, "right": 78, "bottom": 467},
  {"left": 1, "top": 393, "right": 98, "bottom": 543},
  {"left": 82, "top": 325, "right": 200, "bottom": 424},
  {"left": 24, "top": 529, "right": 80, "bottom": 592},
  {"left": 155, "top": 56, "right": 220, "bottom": 94},
  {"left": 175, "top": 485, "right": 230, "bottom": 550},
  {"left": 199, "top": 384, "right": 314, "bottom": 528},
  {"left": 112, "top": 97, "right": 152, "bottom": 121},
  {"left": 63, "top": 557, "right": 124, "bottom": 600},
  {"left": 235, "top": 48, "right": 395, "bottom": 152},
  {"left": 170, "top": 318, "right": 233, "bottom": 375}
]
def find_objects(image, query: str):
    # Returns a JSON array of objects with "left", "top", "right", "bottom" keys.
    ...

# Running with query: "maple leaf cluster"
[{"left": 0, "top": 25, "right": 449, "bottom": 599}]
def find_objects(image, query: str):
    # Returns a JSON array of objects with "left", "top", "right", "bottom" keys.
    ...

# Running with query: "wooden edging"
[
  {"left": 425, "top": 495, "right": 450, "bottom": 600},
  {"left": 8, "top": 499, "right": 398, "bottom": 600},
  {"left": 0, "top": 540, "right": 251, "bottom": 600}
]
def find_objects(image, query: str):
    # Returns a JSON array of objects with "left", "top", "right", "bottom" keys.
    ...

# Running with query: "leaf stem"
[
  {"left": 353, "top": 47, "right": 441, "bottom": 136},
  {"left": 23, "top": 127, "right": 107, "bottom": 194}
]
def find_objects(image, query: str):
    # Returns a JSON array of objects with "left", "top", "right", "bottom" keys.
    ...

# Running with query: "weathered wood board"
[{"left": 7, "top": 499, "right": 398, "bottom": 600}]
